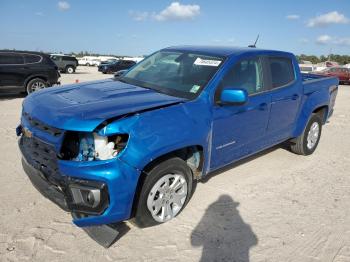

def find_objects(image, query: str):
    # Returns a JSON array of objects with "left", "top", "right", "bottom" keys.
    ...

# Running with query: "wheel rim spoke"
[
  {"left": 147, "top": 173, "right": 188, "bottom": 223},
  {"left": 307, "top": 122, "right": 320, "bottom": 149}
]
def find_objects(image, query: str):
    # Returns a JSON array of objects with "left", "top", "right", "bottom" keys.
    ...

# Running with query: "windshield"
[{"left": 120, "top": 50, "right": 224, "bottom": 99}]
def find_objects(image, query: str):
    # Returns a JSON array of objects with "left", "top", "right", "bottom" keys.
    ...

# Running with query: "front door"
[{"left": 211, "top": 56, "right": 271, "bottom": 170}]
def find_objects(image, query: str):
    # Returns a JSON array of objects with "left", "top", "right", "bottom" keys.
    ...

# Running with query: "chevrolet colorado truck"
[{"left": 17, "top": 46, "right": 338, "bottom": 246}]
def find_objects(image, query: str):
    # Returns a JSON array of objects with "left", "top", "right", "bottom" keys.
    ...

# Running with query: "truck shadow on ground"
[{"left": 191, "top": 195, "right": 258, "bottom": 262}]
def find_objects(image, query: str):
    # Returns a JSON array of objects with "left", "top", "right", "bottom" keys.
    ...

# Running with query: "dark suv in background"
[
  {"left": 50, "top": 54, "right": 78, "bottom": 74},
  {"left": 0, "top": 50, "right": 60, "bottom": 94},
  {"left": 98, "top": 59, "right": 136, "bottom": 74}
]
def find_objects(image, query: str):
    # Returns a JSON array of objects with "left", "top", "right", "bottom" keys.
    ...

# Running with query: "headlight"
[{"left": 60, "top": 132, "right": 128, "bottom": 161}]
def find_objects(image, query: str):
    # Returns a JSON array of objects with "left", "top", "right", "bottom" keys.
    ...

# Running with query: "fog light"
[
  {"left": 66, "top": 178, "right": 109, "bottom": 216},
  {"left": 69, "top": 186, "right": 101, "bottom": 208}
]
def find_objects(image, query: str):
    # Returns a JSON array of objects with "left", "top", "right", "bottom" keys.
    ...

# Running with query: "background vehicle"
[
  {"left": 17, "top": 46, "right": 338, "bottom": 246},
  {"left": 50, "top": 54, "right": 78, "bottom": 74},
  {"left": 100, "top": 58, "right": 119, "bottom": 66},
  {"left": 0, "top": 50, "right": 60, "bottom": 94},
  {"left": 123, "top": 57, "right": 144, "bottom": 63},
  {"left": 299, "top": 63, "right": 316, "bottom": 73},
  {"left": 78, "top": 56, "right": 99, "bottom": 66},
  {"left": 91, "top": 59, "right": 101, "bottom": 67},
  {"left": 314, "top": 67, "right": 350, "bottom": 84},
  {"left": 98, "top": 59, "right": 136, "bottom": 74}
]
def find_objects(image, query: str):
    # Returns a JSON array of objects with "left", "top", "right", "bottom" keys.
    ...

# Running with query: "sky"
[{"left": 0, "top": 0, "right": 350, "bottom": 56}]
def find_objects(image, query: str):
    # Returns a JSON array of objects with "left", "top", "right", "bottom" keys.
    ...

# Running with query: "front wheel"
[
  {"left": 134, "top": 157, "right": 193, "bottom": 228},
  {"left": 290, "top": 114, "right": 322, "bottom": 155},
  {"left": 26, "top": 78, "right": 47, "bottom": 94}
]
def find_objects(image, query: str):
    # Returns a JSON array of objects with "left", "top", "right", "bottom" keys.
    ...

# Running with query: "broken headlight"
[{"left": 60, "top": 132, "right": 128, "bottom": 161}]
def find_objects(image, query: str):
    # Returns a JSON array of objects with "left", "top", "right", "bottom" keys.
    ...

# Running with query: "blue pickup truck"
[{"left": 17, "top": 46, "right": 338, "bottom": 245}]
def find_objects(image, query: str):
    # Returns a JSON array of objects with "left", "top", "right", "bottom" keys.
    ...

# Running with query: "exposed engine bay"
[{"left": 59, "top": 132, "right": 128, "bottom": 161}]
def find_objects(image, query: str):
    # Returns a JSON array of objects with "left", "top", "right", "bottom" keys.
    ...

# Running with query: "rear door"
[
  {"left": 266, "top": 56, "right": 301, "bottom": 141},
  {"left": 0, "top": 52, "right": 25, "bottom": 87}
]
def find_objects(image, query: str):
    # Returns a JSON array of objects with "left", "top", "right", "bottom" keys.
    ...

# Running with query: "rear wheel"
[
  {"left": 290, "top": 114, "right": 322, "bottom": 155},
  {"left": 26, "top": 78, "right": 47, "bottom": 94},
  {"left": 134, "top": 157, "right": 193, "bottom": 228},
  {"left": 66, "top": 66, "right": 75, "bottom": 74}
]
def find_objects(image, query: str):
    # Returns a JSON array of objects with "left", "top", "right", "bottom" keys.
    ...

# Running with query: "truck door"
[
  {"left": 265, "top": 56, "right": 300, "bottom": 141},
  {"left": 211, "top": 56, "right": 271, "bottom": 170}
]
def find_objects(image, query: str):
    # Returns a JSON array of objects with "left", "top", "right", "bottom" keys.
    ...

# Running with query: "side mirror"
[{"left": 219, "top": 88, "right": 248, "bottom": 105}]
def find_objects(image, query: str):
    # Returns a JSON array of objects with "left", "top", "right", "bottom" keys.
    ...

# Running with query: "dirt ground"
[{"left": 0, "top": 66, "right": 349, "bottom": 262}]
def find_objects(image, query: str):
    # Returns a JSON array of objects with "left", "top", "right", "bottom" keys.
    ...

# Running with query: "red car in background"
[{"left": 315, "top": 67, "right": 350, "bottom": 85}]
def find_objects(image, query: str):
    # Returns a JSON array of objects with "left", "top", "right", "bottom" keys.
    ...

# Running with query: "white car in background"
[
  {"left": 78, "top": 56, "right": 99, "bottom": 66},
  {"left": 299, "top": 64, "right": 317, "bottom": 73},
  {"left": 123, "top": 57, "right": 144, "bottom": 63}
]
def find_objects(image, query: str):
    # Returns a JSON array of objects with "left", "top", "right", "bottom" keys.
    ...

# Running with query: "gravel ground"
[{"left": 0, "top": 67, "right": 349, "bottom": 262}]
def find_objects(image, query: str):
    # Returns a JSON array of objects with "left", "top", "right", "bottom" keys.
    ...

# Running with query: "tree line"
[{"left": 296, "top": 54, "right": 350, "bottom": 65}]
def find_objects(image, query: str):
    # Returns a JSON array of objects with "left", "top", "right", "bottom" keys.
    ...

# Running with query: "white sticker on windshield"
[
  {"left": 190, "top": 85, "right": 201, "bottom": 93},
  {"left": 194, "top": 58, "right": 221, "bottom": 67}
]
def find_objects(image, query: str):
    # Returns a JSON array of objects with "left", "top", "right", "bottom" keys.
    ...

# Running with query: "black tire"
[
  {"left": 86, "top": 63, "right": 90, "bottom": 67},
  {"left": 65, "top": 66, "right": 75, "bottom": 74},
  {"left": 290, "top": 114, "right": 322, "bottom": 155},
  {"left": 26, "top": 78, "right": 47, "bottom": 94},
  {"left": 134, "top": 157, "right": 193, "bottom": 228}
]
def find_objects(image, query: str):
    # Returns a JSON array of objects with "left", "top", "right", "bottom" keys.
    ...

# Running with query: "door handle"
[
  {"left": 258, "top": 103, "right": 268, "bottom": 111},
  {"left": 292, "top": 94, "right": 299, "bottom": 100}
]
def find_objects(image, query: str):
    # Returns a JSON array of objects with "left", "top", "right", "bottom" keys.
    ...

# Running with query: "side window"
[
  {"left": 329, "top": 68, "right": 336, "bottom": 72},
  {"left": 219, "top": 57, "right": 264, "bottom": 95},
  {"left": 0, "top": 53, "right": 24, "bottom": 65},
  {"left": 269, "top": 57, "right": 295, "bottom": 88},
  {"left": 25, "top": 54, "right": 42, "bottom": 64}
]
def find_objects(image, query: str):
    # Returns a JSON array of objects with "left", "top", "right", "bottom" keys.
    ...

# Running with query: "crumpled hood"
[{"left": 23, "top": 79, "right": 186, "bottom": 131}]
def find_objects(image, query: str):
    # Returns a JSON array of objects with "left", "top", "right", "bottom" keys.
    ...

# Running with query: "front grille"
[
  {"left": 23, "top": 112, "right": 62, "bottom": 137},
  {"left": 20, "top": 136, "right": 63, "bottom": 186}
]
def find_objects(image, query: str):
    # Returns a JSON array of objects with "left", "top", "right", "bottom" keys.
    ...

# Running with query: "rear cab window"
[{"left": 268, "top": 57, "right": 295, "bottom": 89}]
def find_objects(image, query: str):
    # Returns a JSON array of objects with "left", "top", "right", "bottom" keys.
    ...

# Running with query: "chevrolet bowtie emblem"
[{"left": 23, "top": 128, "right": 33, "bottom": 138}]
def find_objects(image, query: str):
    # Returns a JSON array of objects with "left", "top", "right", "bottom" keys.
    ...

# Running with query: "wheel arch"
[
  {"left": 312, "top": 105, "right": 329, "bottom": 124},
  {"left": 130, "top": 145, "right": 203, "bottom": 218},
  {"left": 24, "top": 75, "right": 48, "bottom": 90}
]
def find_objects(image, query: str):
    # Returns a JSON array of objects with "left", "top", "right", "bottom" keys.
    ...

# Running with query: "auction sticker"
[{"left": 194, "top": 58, "right": 221, "bottom": 67}]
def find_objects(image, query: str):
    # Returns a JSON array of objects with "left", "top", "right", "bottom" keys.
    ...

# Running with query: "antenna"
[{"left": 248, "top": 34, "right": 260, "bottom": 48}]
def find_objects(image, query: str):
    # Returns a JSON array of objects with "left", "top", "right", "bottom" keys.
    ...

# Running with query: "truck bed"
[{"left": 302, "top": 73, "right": 338, "bottom": 95}]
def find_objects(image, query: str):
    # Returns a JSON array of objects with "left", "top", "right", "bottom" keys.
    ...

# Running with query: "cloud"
[
  {"left": 334, "top": 37, "right": 350, "bottom": 46},
  {"left": 286, "top": 14, "right": 300, "bottom": 20},
  {"left": 58, "top": 1, "right": 70, "bottom": 11},
  {"left": 153, "top": 2, "right": 200, "bottom": 21},
  {"left": 315, "top": 35, "right": 350, "bottom": 46},
  {"left": 35, "top": 12, "right": 44, "bottom": 16},
  {"left": 129, "top": 11, "right": 149, "bottom": 21},
  {"left": 307, "top": 11, "right": 349, "bottom": 27},
  {"left": 316, "top": 35, "right": 332, "bottom": 45}
]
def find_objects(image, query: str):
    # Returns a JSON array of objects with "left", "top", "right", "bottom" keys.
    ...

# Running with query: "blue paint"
[
  {"left": 220, "top": 88, "right": 248, "bottom": 105},
  {"left": 18, "top": 46, "right": 339, "bottom": 227}
]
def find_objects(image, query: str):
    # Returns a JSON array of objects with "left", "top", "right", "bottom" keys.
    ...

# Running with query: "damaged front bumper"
[{"left": 18, "top": 133, "right": 140, "bottom": 228}]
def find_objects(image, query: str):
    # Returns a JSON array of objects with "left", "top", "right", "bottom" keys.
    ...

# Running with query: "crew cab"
[{"left": 17, "top": 46, "right": 338, "bottom": 246}]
